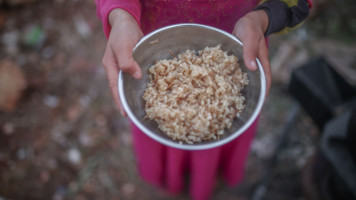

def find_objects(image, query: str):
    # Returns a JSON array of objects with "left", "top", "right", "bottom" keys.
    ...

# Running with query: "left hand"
[{"left": 233, "top": 10, "right": 271, "bottom": 96}]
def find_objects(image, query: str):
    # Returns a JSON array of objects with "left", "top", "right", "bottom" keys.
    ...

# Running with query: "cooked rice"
[{"left": 143, "top": 45, "right": 249, "bottom": 144}]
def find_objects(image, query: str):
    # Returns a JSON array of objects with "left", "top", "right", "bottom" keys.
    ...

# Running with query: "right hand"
[
  {"left": 102, "top": 9, "right": 143, "bottom": 116},
  {"left": 233, "top": 10, "right": 271, "bottom": 96}
]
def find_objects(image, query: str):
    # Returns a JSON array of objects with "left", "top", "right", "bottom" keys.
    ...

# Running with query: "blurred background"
[{"left": 0, "top": 0, "right": 355, "bottom": 199}]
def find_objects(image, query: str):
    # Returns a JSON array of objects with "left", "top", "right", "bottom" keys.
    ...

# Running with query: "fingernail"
[
  {"left": 250, "top": 60, "right": 257, "bottom": 70},
  {"left": 133, "top": 71, "right": 141, "bottom": 79}
]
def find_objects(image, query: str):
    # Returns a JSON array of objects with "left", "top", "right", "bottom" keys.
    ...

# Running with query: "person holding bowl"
[{"left": 96, "top": 1, "right": 312, "bottom": 199}]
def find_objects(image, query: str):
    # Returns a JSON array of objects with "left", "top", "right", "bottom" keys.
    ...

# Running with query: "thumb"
[{"left": 242, "top": 37, "right": 259, "bottom": 71}]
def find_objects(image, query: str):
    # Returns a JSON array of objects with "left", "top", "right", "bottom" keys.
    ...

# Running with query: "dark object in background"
[
  {"left": 319, "top": 109, "right": 356, "bottom": 200},
  {"left": 302, "top": 109, "right": 356, "bottom": 200},
  {"left": 290, "top": 57, "right": 356, "bottom": 200},
  {"left": 288, "top": 57, "right": 356, "bottom": 129}
]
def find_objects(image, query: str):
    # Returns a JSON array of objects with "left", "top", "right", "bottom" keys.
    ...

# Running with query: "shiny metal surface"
[{"left": 119, "top": 23, "right": 266, "bottom": 150}]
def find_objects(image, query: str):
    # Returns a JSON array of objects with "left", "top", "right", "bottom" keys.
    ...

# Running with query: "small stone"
[
  {"left": 251, "top": 136, "right": 276, "bottom": 159},
  {"left": 40, "top": 170, "right": 50, "bottom": 183},
  {"left": 121, "top": 183, "right": 135, "bottom": 196},
  {"left": 1, "top": 31, "right": 19, "bottom": 55},
  {"left": 78, "top": 132, "right": 93, "bottom": 147},
  {"left": 42, "top": 47, "right": 55, "bottom": 59},
  {"left": 74, "top": 16, "right": 92, "bottom": 39},
  {"left": 17, "top": 148, "right": 26, "bottom": 160},
  {"left": 67, "top": 104, "right": 82, "bottom": 122},
  {"left": 67, "top": 148, "right": 81, "bottom": 165},
  {"left": 0, "top": 59, "right": 27, "bottom": 113},
  {"left": 44, "top": 95, "right": 59, "bottom": 108},
  {"left": 79, "top": 95, "right": 91, "bottom": 107},
  {"left": 2, "top": 122, "right": 15, "bottom": 135}
]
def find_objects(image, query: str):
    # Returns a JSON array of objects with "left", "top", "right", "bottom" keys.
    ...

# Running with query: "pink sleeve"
[{"left": 95, "top": 0, "right": 142, "bottom": 38}]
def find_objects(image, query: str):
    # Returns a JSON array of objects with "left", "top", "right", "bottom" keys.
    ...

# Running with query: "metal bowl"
[{"left": 119, "top": 23, "right": 266, "bottom": 150}]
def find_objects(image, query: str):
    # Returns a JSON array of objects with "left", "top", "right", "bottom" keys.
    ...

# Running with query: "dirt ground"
[{"left": 0, "top": 0, "right": 355, "bottom": 200}]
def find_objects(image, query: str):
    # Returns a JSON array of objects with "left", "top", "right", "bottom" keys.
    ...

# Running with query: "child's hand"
[
  {"left": 233, "top": 10, "right": 271, "bottom": 96},
  {"left": 102, "top": 9, "right": 143, "bottom": 116}
]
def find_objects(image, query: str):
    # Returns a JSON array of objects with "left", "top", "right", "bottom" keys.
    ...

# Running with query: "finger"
[
  {"left": 120, "top": 56, "right": 142, "bottom": 79},
  {"left": 115, "top": 45, "right": 142, "bottom": 79},
  {"left": 241, "top": 34, "right": 259, "bottom": 71},
  {"left": 107, "top": 66, "right": 127, "bottom": 117},
  {"left": 258, "top": 39, "right": 271, "bottom": 96},
  {"left": 103, "top": 49, "right": 127, "bottom": 116}
]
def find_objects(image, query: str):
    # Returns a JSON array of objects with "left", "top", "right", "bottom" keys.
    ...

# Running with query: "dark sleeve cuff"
[
  {"left": 255, "top": 0, "right": 290, "bottom": 36},
  {"left": 255, "top": 0, "right": 310, "bottom": 36}
]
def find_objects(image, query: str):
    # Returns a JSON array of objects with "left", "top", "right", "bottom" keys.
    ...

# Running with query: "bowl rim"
[{"left": 118, "top": 23, "right": 266, "bottom": 150}]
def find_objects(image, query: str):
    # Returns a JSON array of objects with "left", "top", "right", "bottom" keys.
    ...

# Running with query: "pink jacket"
[{"left": 96, "top": 0, "right": 261, "bottom": 38}]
